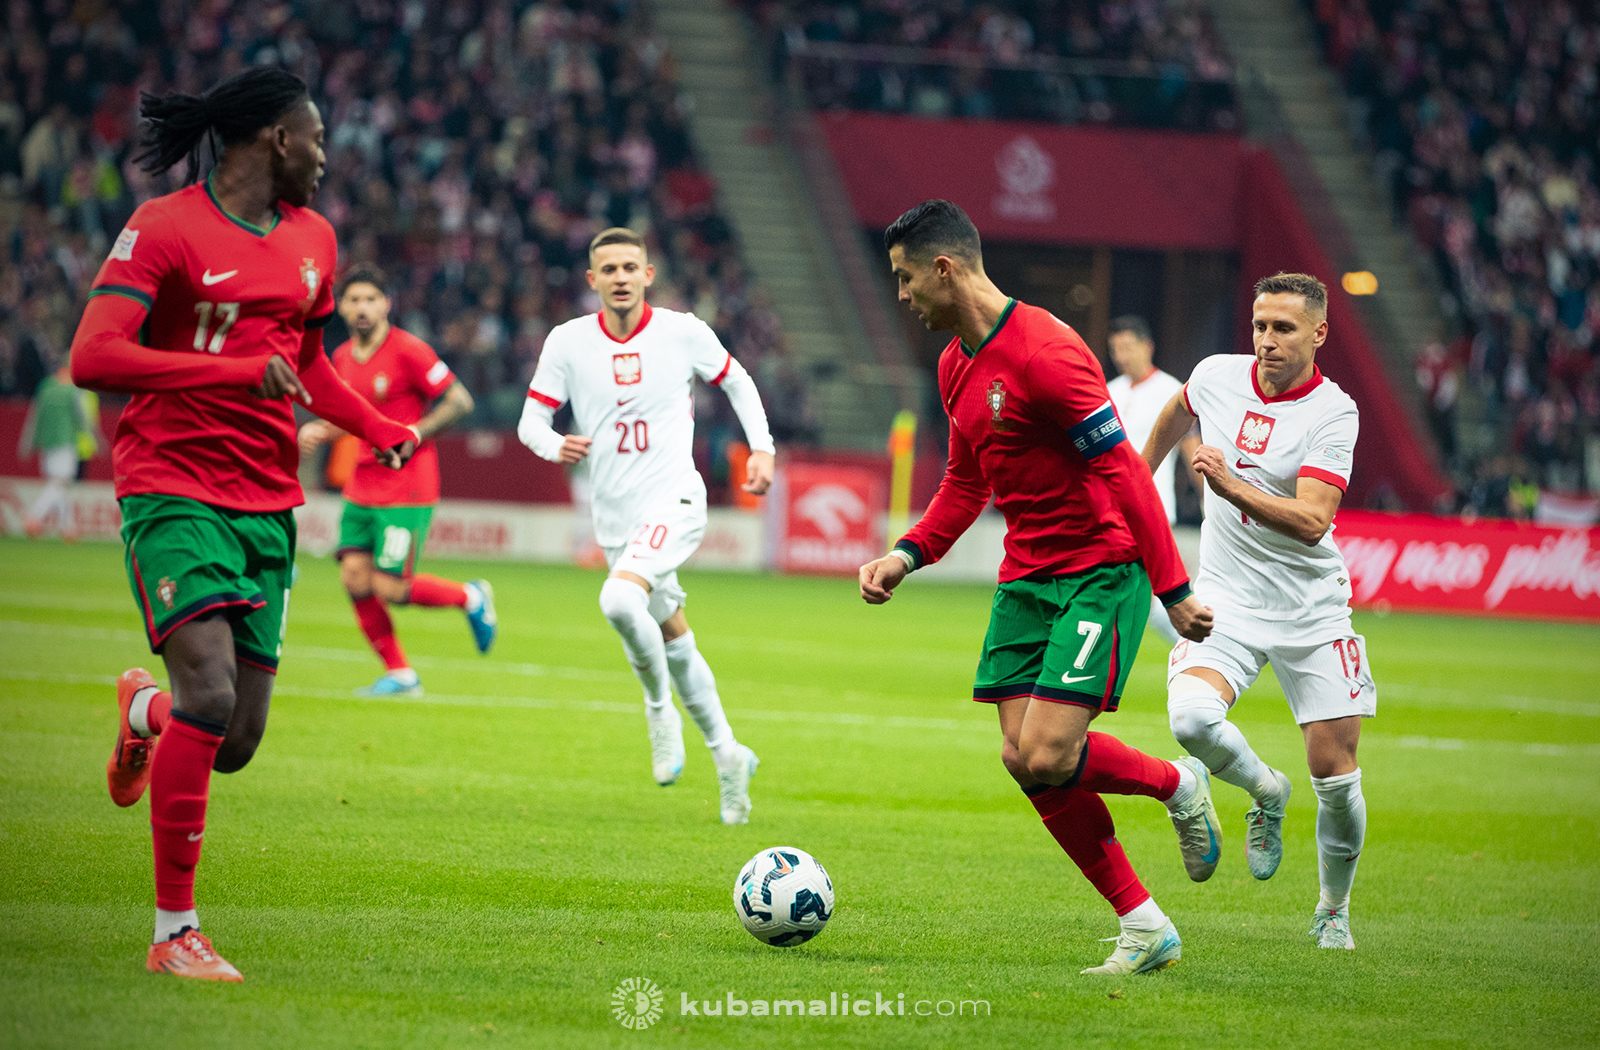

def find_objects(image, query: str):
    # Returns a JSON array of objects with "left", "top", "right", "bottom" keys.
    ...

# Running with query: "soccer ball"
[{"left": 733, "top": 846, "right": 834, "bottom": 947}]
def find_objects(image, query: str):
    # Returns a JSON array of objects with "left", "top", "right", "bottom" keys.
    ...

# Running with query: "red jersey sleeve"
[
  {"left": 894, "top": 415, "right": 991, "bottom": 570},
  {"left": 72, "top": 205, "right": 267, "bottom": 393},
  {"left": 296, "top": 328, "right": 415, "bottom": 451},
  {"left": 408, "top": 335, "right": 455, "bottom": 400},
  {"left": 1023, "top": 340, "right": 1192, "bottom": 603}
]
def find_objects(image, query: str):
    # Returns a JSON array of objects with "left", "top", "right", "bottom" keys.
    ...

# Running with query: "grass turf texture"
[{"left": 1, "top": 537, "right": 1597, "bottom": 1050}]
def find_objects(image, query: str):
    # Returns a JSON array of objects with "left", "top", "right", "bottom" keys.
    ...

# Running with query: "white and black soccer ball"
[{"left": 733, "top": 846, "right": 834, "bottom": 947}]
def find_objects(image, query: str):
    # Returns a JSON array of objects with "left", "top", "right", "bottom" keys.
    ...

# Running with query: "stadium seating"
[
  {"left": 1308, "top": 0, "right": 1600, "bottom": 508},
  {"left": 0, "top": 0, "right": 811, "bottom": 448},
  {"left": 762, "top": 0, "right": 1238, "bottom": 130}
]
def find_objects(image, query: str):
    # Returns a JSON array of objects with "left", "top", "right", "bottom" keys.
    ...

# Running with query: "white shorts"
[
  {"left": 603, "top": 501, "right": 706, "bottom": 625},
  {"left": 1167, "top": 626, "right": 1377, "bottom": 725},
  {"left": 41, "top": 445, "right": 78, "bottom": 481}
]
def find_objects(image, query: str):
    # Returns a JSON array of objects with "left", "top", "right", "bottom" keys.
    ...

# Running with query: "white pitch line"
[{"left": 6, "top": 668, "right": 1596, "bottom": 756}]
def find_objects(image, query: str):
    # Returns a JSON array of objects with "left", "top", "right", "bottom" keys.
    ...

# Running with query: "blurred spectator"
[
  {"left": 1310, "top": 0, "right": 1599, "bottom": 504},
  {"left": 0, "top": 0, "right": 809, "bottom": 460},
  {"left": 764, "top": 0, "right": 1237, "bottom": 130}
]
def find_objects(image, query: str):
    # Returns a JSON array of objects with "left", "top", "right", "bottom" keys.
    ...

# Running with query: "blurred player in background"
[
  {"left": 1142, "top": 272, "right": 1374, "bottom": 950},
  {"left": 517, "top": 228, "right": 776, "bottom": 824},
  {"left": 71, "top": 67, "right": 417, "bottom": 980},
  {"left": 17, "top": 360, "right": 100, "bottom": 539},
  {"left": 299, "top": 266, "right": 496, "bottom": 696},
  {"left": 1106, "top": 315, "right": 1199, "bottom": 645},
  {"left": 859, "top": 201, "right": 1220, "bottom": 976}
]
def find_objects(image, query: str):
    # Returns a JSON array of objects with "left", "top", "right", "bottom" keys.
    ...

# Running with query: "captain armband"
[{"left": 1068, "top": 401, "right": 1127, "bottom": 460}]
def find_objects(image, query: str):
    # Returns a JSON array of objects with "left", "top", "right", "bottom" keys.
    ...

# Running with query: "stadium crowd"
[
  {"left": 763, "top": 0, "right": 1237, "bottom": 130},
  {"left": 1312, "top": 0, "right": 1600, "bottom": 508},
  {"left": 0, "top": 0, "right": 816, "bottom": 452}
]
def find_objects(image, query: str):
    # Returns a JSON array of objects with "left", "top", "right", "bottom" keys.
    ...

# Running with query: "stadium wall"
[{"left": 815, "top": 113, "right": 1450, "bottom": 510}]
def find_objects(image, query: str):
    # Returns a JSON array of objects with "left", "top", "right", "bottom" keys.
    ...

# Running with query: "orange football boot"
[
  {"left": 107, "top": 667, "right": 158, "bottom": 807},
  {"left": 146, "top": 929, "right": 242, "bottom": 981}
]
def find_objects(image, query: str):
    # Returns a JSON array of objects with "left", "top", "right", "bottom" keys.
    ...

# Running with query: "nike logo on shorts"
[{"left": 1061, "top": 672, "right": 1095, "bottom": 685}]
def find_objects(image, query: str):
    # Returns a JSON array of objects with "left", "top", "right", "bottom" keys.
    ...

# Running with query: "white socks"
[
  {"left": 1164, "top": 758, "right": 1199, "bottom": 812},
  {"left": 129, "top": 686, "right": 159, "bottom": 738},
  {"left": 663, "top": 630, "right": 740, "bottom": 767},
  {"left": 598, "top": 578, "right": 671, "bottom": 707},
  {"left": 1311, "top": 769, "right": 1366, "bottom": 912},
  {"left": 1168, "top": 676, "right": 1282, "bottom": 803},
  {"left": 1120, "top": 896, "right": 1169, "bottom": 934},
  {"left": 463, "top": 582, "right": 484, "bottom": 614},
  {"left": 154, "top": 908, "right": 198, "bottom": 944},
  {"left": 1147, "top": 601, "right": 1182, "bottom": 645}
]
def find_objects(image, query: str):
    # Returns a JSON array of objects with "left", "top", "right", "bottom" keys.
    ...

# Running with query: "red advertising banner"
[
  {"left": 776, "top": 463, "right": 886, "bottom": 575},
  {"left": 1333, "top": 510, "right": 1600, "bottom": 622}
]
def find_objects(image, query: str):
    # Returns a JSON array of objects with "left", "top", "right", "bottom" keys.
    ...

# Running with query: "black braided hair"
[{"left": 133, "top": 66, "right": 310, "bottom": 182}]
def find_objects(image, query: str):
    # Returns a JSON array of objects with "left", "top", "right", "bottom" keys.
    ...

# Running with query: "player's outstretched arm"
[
  {"left": 296, "top": 329, "right": 417, "bottom": 468},
  {"left": 711, "top": 357, "right": 776, "bottom": 495},
  {"left": 1192, "top": 446, "right": 1343, "bottom": 545},
  {"left": 1141, "top": 389, "right": 1197, "bottom": 474},
  {"left": 70, "top": 295, "right": 269, "bottom": 394},
  {"left": 416, "top": 380, "right": 474, "bottom": 441}
]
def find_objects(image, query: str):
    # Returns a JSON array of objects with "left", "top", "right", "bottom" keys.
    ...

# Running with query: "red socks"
[
  {"left": 149, "top": 718, "right": 223, "bottom": 912},
  {"left": 1029, "top": 784, "right": 1150, "bottom": 915},
  {"left": 407, "top": 574, "right": 468, "bottom": 608},
  {"left": 352, "top": 595, "right": 409, "bottom": 670},
  {"left": 1076, "top": 731, "right": 1180, "bottom": 801}
]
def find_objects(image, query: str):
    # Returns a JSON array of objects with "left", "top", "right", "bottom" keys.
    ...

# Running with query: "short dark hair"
[
  {"left": 1109, "top": 314, "right": 1152, "bottom": 343},
  {"left": 883, "top": 200, "right": 982, "bottom": 265},
  {"left": 338, "top": 264, "right": 388, "bottom": 298},
  {"left": 589, "top": 227, "right": 645, "bottom": 260},
  {"left": 1254, "top": 272, "right": 1328, "bottom": 317}
]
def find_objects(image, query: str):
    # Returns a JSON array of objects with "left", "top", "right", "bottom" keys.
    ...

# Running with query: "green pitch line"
[{"left": 0, "top": 538, "right": 1596, "bottom": 1050}]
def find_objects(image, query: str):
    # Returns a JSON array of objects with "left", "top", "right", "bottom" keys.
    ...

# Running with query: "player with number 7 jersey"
[
  {"left": 518, "top": 228, "right": 776, "bottom": 824},
  {"left": 1143, "top": 272, "right": 1375, "bottom": 952}
]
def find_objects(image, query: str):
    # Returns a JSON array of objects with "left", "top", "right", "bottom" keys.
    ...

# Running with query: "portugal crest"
[
  {"left": 156, "top": 576, "right": 176, "bottom": 610},
  {"left": 986, "top": 379, "right": 1014, "bottom": 432},
  {"left": 299, "top": 258, "right": 320, "bottom": 301}
]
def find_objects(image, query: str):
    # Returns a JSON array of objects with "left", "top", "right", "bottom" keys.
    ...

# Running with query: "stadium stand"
[
  {"left": 0, "top": 0, "right": 815, "bottom": 455},
  {"left": 764, "top": 0, "right": 1239, "bottom": 129},
  {"left": 1308, "top": 0, "right": 1600, "bottom": 511}
]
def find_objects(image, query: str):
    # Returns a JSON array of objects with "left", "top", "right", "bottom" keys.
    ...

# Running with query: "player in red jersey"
[
  {"left": 298, "top": 266, "right": 496, "bottom": 695},
  {"left": 69, "top": 67, "right": 417, "bottom": 981},
  {"left": 859, "top": 201, "right": 1219, "bottom": 975}
]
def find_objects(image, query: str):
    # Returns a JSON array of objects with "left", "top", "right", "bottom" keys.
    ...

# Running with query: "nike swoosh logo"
[
  {"left": 1235, "top": 459, "right": 1259, "bottom": 470},
  {"left": 201, "top": 269, "right": 237, "bottom": 285},
  {"left": 1349, "top": 688, "right": 1362, "bottom": 700},
  {"left": 1061, "top": 672, "right": 1095, "bottom": 684},
  {"left": 617, "top": 397, "right": 636, "bottom": 406},
  {"left": 187, "top": 832, "right": 204, "bottom": 841}
]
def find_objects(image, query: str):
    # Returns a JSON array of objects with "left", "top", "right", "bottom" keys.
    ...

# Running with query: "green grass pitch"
[{"left": 1, "top": 537, "right": 1597, "bottom": 1049}]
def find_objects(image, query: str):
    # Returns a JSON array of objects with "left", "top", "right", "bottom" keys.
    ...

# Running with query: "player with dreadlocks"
[{"left": 70, "top": 65, "right": 418, "bottom": 981}]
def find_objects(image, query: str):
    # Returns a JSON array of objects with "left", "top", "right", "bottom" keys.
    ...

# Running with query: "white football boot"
[
  {"left": 716, "top": 744, "right": 759, "bottom": 825},
  {"left": 1167, "top": 757, "right": 1223, "bottom": 881},
  {"left": 1245, "top": 768, "right": 1292, "bottom": 880},
  {"left": 645, "top": 702, "right": 685, "bottom": 786},
  {"left": 1080, "top": 921, "right": 1183, "bottom": 975},
  {"left": 1309, "top": 906, "right": 1355, "bottom": 949}
]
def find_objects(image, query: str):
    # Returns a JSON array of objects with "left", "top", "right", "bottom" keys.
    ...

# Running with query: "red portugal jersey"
[
  {"left": 87, "top": 179, "right": 337, "bottom": 512},
  {"left": 333, "top": 326, "right": 455, "bottom": 506},
  {"left": 896, "top": 300, "right": 1189, "bottom": 600}
]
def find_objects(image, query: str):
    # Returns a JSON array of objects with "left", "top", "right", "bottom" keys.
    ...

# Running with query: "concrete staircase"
[
  {"left": 1210, "top": 0, "right": 1453, "bottom": 379},
  {"left": 651, "top": 0, "right": 914, "bottom": 449}
]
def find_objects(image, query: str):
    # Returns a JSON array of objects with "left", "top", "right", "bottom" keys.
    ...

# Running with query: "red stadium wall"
[{"left": 817, "top": 113, "right": 1450, "bottom": 508}]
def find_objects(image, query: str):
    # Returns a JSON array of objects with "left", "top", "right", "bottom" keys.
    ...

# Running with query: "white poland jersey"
[
  {"left": 1184, "top": 354, "right": 1360, "bottom": 642},
  {"left": 1108, "top": 367, "right": 1184, "bottom": 524},
  {"left": 526, "top": 303, "right": 769, "bottom": 547}
]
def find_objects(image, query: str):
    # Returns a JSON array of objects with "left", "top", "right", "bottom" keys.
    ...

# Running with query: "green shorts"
[
  {"left": 972, "top": 562, "right": 1151, "bottom": 713},
  {"left": 336, "top": 501, "right": 434, "bottom": 577},
  {"left": 120, "top": 493, "right": 296, "bottom": 673}
]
